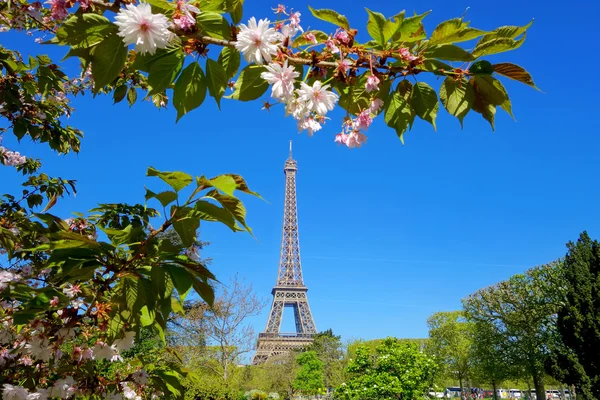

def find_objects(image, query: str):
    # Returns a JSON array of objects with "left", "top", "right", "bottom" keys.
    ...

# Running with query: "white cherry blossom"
[
  {"left": 114, "top": 3, "right": 170, "bottom": 55},
  {"left": 260, "top": 60, "right": 300, "bottom": 102},
  {"left": 234, "top": 17, "right": 280, "bottom": 64},
  {"left": 296, "top": 81, "right": 339, "bottom": 116}
]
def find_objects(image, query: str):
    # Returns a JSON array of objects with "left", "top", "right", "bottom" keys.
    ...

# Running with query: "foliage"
[
  {"left": 308, "top": 329, "right": 346, "bottom": 389},
  {"left": 546, "top": 232, "right": 600, "bottom": 400},
  {"left": 240, "top": 353, "right": 298, "bottom": 399},
  {"left": 337, "top": 337, "right": 437, "bottom": 400},
  {"left": 292, "top": 350, "right": 325, "bottom": 395},
  {"left": 426, "top": 311, "right": 473, "bottom": 388},
  {"left": 0, "top": 167, "right": 258, "bottom": 398},
  {"left": 462, "top": 261, "right": 565, "bottom": 400},
  {"left": 469, "top": 320, "right": 513, "bottom": 398}
]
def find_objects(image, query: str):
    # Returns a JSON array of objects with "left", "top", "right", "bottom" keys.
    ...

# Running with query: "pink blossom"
[
  {"left": 334, "top": 133, "right": 348, "bottom": 145},
  {"left": 365, "top": 75, "right": 380, "bottom": 93},
  {"left": 337, "top": 59, "right": 351, "bottom": 75},
  {"left": 45, "top": 0, "right": 68, "bottom": 20},
  {"left": 273, "top": 4, "right": 287, "bottom": 14},
  {"left": 289, "top": 11, "right": 301, "bottom": 28},
  {"left": 50, "top": 296, "right": 59, "bottom": 307},
  {"left": 77, "top": 0, "right": 91, "bottom": 10},
  {"left": 62, "top": 283, "right": 81, "bottom": 298},
  {"left": 354, "top": 110, "right": 372, "bottom": 130},
  {"left": 399, "top": 47, "right": 417, "bottom": 61},
  {"left": 0, "top": 147, "right": 26, "bottom": 166},
  {"left": 346, "top": 131, "right": 368, "bottom": 148},
  {"left": 19, "top": 355, "right": 34, "bottom": 366},
  {"left": 326, "top": 38, "right": 339, "bottom": 54},
  {"left": 173, "top": 14, "right": 195, "bottom": 31},
  {"left": 297, "top": 117, "right": 322, "bottom": 136},
  {"left": 369, "top": 98, "right": 384, "bottom": 113},
  {"left": 334, "top": 29, "right": 350, "bottom": 45},
  {"left": 304, "top": 32, "right": 317, "bottom": 44}
]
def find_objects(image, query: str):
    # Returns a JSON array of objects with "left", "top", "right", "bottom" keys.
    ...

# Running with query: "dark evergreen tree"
[{"left": 547, "top": 231, "right": 600, "bottom": 400}]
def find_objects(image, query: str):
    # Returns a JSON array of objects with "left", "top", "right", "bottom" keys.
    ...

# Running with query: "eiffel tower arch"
[{"left": 252, "top": 142, "right": 317, "bottom": 365}]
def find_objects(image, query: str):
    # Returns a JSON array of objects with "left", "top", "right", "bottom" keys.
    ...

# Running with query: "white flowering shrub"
[{"left": 0, "top": 0, "right": 537, "bottom": 398}]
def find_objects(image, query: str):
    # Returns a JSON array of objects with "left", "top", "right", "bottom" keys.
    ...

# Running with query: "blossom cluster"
[
  {"left": 0, "top": 137, "right": 27, "bottom": 167},
  {"left": 334, "top": 98, "right": 383, "bottom": 148}
]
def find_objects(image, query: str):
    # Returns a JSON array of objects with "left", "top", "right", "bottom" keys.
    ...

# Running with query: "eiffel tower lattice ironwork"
[{"left": 252, "top": 142, "right": 317, "bottom": 365}]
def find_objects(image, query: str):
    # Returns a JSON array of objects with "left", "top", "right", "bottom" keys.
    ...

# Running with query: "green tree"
[
  {"left": 427, "top": 311, "right": 473, "bottom": 390},
  {"left": 546, "top": 232, "right": 600, "bottom": 400},
  {"left": 463, "top": 262, "right": 565, "bottom": 400},
  {"left": 292, "top": 350, "right": 325, "bottom": 395},
  {"left": 337, "top": 337, "right": 437, "bottom": 400},
  {"left": 308, "top": 329, "right": 346, "bottom": 390},
  {"left": 470, "top": 320, "right": 513, "bottom": 400}
]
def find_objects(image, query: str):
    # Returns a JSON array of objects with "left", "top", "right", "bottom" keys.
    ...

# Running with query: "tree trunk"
[
  {"left": 532, "top": 373, "right": 544, "bottom": 400},
  {"left": 493, "top": 381, "right": 498, "bottom": 400},
  {"left": 460, "top": 377, "right": 463, "bottom": 400}
]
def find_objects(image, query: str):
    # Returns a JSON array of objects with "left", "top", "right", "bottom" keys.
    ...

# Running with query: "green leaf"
[
  {"left": 132, "top": 46, "right": 181, "bottom": 72},
  {"left": 218, "top": 46, "right": 240, "bottom": 80},
  {"left": 424, "top": 44, "right": 475, "bottom": 62},
  {"left": 55, "top": 14, "right": 116, "bottom": 49},
  {"left": 384, "top": 87, "right": 415, "bottom": 144},
  {"left": 229, "top": 0, "right": 243, "bottom": 24},
  {"left": 478, "top": 20, "right": 533, "bottom": 44},
  {"left": 472, "top": 76, "right": 512, "bottom": 118},
  {"left": 147, "top": 167, "right": 193, "bottom": 192},
  {"left": 470, "top": 79, "right": 496, "bottom": 130},
  {"left": 91, "top": 34, "right": 128, "bottom": 91},
  {"left": 392, "top": 10, "right": 431, "bottom": 43},
  {"left": 145, "top": 0, "right": 173, "bottom": 11},
  {"left": 411, "top": 82, "right": 438, "bottom": 129},
  {"left": 206, "top": 58, "right": 227, "bottom": 109},
  {"left": 382, "top": 11, "right": 404, "bottom": 43},
  {"left": 439, "top": 77, "right": 475, "bottom": 127},
  {"left": 205, "top": 189, "right": 251, "bottom": 233},
  {"left": 493, "top": 63, "right": 537, "bottom": 88},
  {"left": 166, "top": 264, "right": 193, "bottom": 302},
  {"left": 226, "top": 65, "right": 268, "bottom": 101},
  {"left": 12, "top": 312, "right": 36, "bottom": 326},
  {"left": 194, "top": 200, "right": 240, "bottom": 232},
  {"left": 140, "top": 306, "right": 155, "bottom": 326},
  {"left": 192, "top": 279, "right": 215, "bottom": 306},
  {"left": 113, "top": 85, "right": 127, "bottom": 104},
  {"left": 201, "top": 174, "right": 237, "bottom": 196},
  {"left": 292, "top": 30, "right": 329, "bottom": 47},
  {"left": 365, "top": 8, "right": 386, "bottom": 46},
  {"left": 308, "top": 6, "right": 350, "bottom": 30},
  {"left": 429, "top": 18, "right": 487, "bottom": 44},
  {"left": 173, "top": 62, "right": 207, "bottom": 121},
  {"left": 196, "top": 12, "right": 231, "bottom": 40},
  {"left": 127, "top": 87, "right": 137, "bottom": 107},
  {"left": 148, "top": 51, "right": 184, "bottom": 95},
  {"left": 145, "top": 188, "right": 178, "bottom": 207},
  {"left": 172, "top": 206, "right": 200, "bottom": 247},
  {"left": 418, "top": 59, "right": 453, "bottom": 75},
  {"left": 199, "top": 0, "right": 227, "bottom": 13},
  {"left": 472, "top": 33, "right": 527, "bottom": 58}
]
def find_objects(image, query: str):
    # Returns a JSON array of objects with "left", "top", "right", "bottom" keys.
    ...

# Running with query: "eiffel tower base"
[{"left": 252, "top": 333, "right": 314, "bottom": 365}]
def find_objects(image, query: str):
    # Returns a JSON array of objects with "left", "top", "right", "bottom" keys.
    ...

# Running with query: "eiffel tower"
[{"left": 252, "top": 142, "right": 317, "bottom": 365}]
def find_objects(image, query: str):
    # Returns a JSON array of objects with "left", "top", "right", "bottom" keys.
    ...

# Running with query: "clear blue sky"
[{"left": 2, "top": 0, "right": 600, "bottom": 345}]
